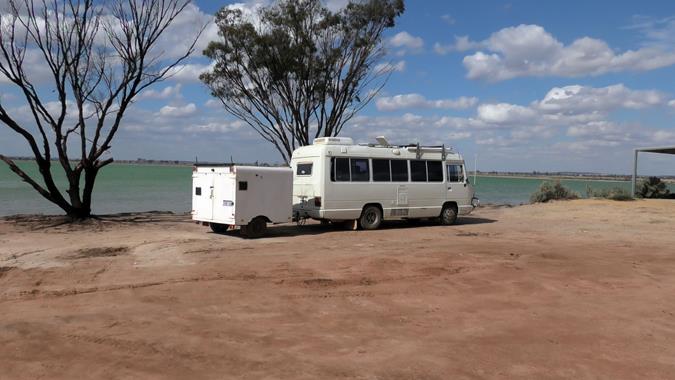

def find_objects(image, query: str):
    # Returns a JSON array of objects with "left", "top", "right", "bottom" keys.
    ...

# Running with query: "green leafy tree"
[
  {"left": 636, "top": 177, "right": 671, "bottom": 199},
  {"left": 0, "top": 0, "right": 202, "bottom": 219},
  {"left": 201, "top": 0, "right": 405, "bottom": 163}
]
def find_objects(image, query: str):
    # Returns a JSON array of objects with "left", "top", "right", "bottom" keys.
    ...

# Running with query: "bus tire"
[
  {"left": 439, "top": 204, "right": 458, "bottom": 225},
  {"left": 210, "top": 223, "right": 229, "bottom": 234},
  {"left": 359, "top": 205, "right": 382, "bottom": 230}
]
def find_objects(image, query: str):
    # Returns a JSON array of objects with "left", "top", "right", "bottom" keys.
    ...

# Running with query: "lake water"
[{"left": 0, "top": 162, "right": 669, "bottom": 216}]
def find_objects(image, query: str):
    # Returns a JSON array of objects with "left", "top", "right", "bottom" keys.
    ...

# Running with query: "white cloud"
[
  {"left": 148, "top": 3, "right": 215, "bottom": 60},
  {"left": 477, "top": 103, "right": 536, "bottom": 124},
  {"left": 389, "top": 31, "right": 424, "bottom": 54},
  {"left": 374, "top": 60, "right": 406, "bottom": 74},
  {"left": 669, "top": 100, "right": 675, "bottom": 108},
  {"left": 185, "top": 120, "right": 244, "bottom": 133},
  {"left": 459, "top": 24, "right": 675, "bottom": 81},
  {"left": 566, "top": 121, "right": 625, "bottom": 138},
  {"left": 139, "top": 84, "right": 183, "bottom": 100},
  {"left": 624, "top": 15, "right": 675, "bottom": 50},
  {"left": 651, "top": 129, "right": 675, "bottom": 142},
  {"left": 475, "top": 136, "right": 519, "bottom": 147},
  {"left": 535, "top": 84, "right": 667, "bottom": 113},
  {"left": 205, "top": 99, "right": 222, "bottom": 108},
  {"left": 376, "top": 93, "right": 478, "bottom": 111},
  {"left": 434, "top": 36, "right": 483, "bottom": 55},
  {"left": 164, "top": 62, "right": 214, "bottom": 83},
  {"left": 158, "top": 103, "right": 197, "bottom": 117}
]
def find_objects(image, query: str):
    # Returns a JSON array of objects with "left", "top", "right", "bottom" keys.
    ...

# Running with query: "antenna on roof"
[{"left": 375, "top": 136, "right": 390, "bottom": 147}]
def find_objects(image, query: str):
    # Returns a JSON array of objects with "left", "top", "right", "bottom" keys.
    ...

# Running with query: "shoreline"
[{"left": 474, "top": 174, "right": 634, "bottom": 183}]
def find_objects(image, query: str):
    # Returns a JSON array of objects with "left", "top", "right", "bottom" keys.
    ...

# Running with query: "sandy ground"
[{"left": 1, "top": 199, "right": 675, "bottom": 380}]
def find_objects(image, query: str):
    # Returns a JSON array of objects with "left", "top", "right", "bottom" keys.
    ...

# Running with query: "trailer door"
[
  {"left": 192, "top": 171, "right": 214, "bottom": 221},
  {"left": 212, "top": 173, "right": 236, "bottom": 224}
]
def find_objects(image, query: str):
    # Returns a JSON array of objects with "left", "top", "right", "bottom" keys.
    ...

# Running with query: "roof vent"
[
  {"left": 375, "top": 136, "right": 390, "bottom": 147},
  {"left": 313, "top": 137, "right": 354, "bottom": 145}
]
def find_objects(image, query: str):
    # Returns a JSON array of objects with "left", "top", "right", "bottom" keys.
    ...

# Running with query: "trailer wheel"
[
  {"left": 210, "top": 223, "right": 229, "bottom": 234},
  {"left": 359, "top": 205, "right": 382, "bottom": 230},
  {"left": 244, "top": 216, "right": 267, "bottom": 238},
  {"left": 439, "top": 204, "right": 458, "bottom": 225}
]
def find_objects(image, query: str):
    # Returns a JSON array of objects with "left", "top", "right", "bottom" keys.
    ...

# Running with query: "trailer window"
[
  {"left": 332, "top": 157, "right": 350, "bottom": 182},
  {"left": 351, "top": 159, "right": 370, "bottom": 182},
  {"left": 238, "top": 181, "right": 248, "bottom": 190},
  {"left": 447, "top": 164, "right": 464, "bottom": 182},
  {"left": 296, "top": 163, "right": 313, "bottom": 176},
  {"left": 195, "top": 187, "right": 202, "bottom": 196},
  {"left": 372, "top": 159, "right": 390, "bottom": 182},
  {"left": 391, "top": 160, "right": 408, "bottom": 182},
  {"left": 427, "top": 161, "right": 443, "bottom": 182},
  {"left": 410, "top": 160, "right": 427, "bottom": 182}
]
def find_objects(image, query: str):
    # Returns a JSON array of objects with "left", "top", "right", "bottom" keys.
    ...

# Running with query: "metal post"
[
  {"left": 474, "top": 154, "right": 478, "bottom": 185},
  {"left": 631, "top": 149, "right": 638, "bottom": 196}
]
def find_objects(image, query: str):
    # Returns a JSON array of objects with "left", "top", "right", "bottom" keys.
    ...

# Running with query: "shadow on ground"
[{"left": 209, "top": 216, "right": 497, "bottom": 239}]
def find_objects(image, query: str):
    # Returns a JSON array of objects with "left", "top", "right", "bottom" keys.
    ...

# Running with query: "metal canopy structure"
[{"left": 632, "top": 146, "right": 675, "bottom": 195}]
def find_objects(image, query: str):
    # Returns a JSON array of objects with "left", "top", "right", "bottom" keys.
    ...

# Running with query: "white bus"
[{"left": 291, "top": 137, "right": 479, "bottom": 229}]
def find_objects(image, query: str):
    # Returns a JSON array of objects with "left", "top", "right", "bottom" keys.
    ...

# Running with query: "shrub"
[
  {"left": 589, "top": 187, "right": 634, "bottom": 201},
  {"left": 530, "top": 181, "right": 579, "bottom": 203},
  {"left": 636, "top": 177, "right": 671, "bottom": 199}
]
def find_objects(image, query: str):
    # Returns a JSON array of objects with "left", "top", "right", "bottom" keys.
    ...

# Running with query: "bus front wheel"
[{"left": 439, "top": 204, "right": 458, "bottom": 225}]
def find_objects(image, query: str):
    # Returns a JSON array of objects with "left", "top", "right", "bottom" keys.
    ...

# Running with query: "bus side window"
[
  {"left": 447, "top": 164, "right": 464, "bottom": 182},
  {"left": 351, "top": 158, "right": 370, "bottom": 182},
  {"left": 333, "top": 157, "right": 350, "bottom": 182},
  {"left": 372, "top": 159, "right": 390, "bottom": 182},
  {"left": 410, "top": 160, "right": 427, "bottom": 182},
  {"left": 427, "top": 161, "right": 443, "bottom": 182},
  {"left": 391, "top": 160, "right": 408, "bottom": 182}
]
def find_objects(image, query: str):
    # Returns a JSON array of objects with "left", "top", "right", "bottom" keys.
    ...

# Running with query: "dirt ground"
[{"left": 1, "top": 199, "right": 675, "bottom": 379}]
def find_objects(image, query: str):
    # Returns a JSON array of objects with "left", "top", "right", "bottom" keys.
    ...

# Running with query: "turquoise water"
[
  {"left": 0, "top": 161, "right": 671, "bottom": 216},
  {"left": 0, "top": 162, "right": 192, "bottom": 216}
]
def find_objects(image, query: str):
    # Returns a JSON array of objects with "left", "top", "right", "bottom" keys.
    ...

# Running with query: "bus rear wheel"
[
  {"left": 439, "top": 204, "right": 458, "bottom": 225},
  {"left": 359, "top": 205, "right": 382, "bottom": 230}
]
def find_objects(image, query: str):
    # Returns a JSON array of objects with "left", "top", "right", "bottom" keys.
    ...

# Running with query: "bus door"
[{"left": 446, "top": 162, "right": 468, "bottom": 202}]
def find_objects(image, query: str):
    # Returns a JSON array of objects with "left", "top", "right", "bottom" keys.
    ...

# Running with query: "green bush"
[
  {"left": 530, "top": 181, "right": 579, "bottom": 203},
  {"left": 636, "top": 177, "right": 671, "bottom": 199},
  {"left": 588, "top": 187, "right": 634, "bottom": 201}
]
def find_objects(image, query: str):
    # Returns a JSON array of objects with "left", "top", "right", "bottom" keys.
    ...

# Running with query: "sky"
[{"left": 1, "top": 0, "right": 675, "bottom": 175}]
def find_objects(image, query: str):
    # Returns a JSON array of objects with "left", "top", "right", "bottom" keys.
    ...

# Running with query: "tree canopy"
[{"left": 201, "top": 0, "right": 405, "bottom": 162}]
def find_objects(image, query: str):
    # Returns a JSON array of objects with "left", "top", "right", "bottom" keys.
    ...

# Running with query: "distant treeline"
[
  {"left": 477, "top": 171, "right": 675, "bottom": 182},
  {"left": 5, "top": 157, "right": 287, "bottom": 167}
]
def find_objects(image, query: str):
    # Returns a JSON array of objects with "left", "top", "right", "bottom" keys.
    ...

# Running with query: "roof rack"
[
  {"left": 358, "top": 136, "right": 455, "bottom": 160},
  {"left": 406, "top": 143, "right": 451, "bottom": 160}
]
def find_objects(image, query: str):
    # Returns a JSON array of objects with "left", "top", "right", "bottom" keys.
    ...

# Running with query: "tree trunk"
[{"left": 78, "top": 166, "right": 99, "bottom": 219}]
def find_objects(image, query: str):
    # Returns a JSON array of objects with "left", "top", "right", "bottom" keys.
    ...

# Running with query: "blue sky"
[{"left": 1, "top": 0, "right": 675, "bottom": 174}]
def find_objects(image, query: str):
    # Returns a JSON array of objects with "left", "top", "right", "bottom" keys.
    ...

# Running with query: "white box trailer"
[{"left": 192, "top": 165, "right": 292, "bottom": 238}]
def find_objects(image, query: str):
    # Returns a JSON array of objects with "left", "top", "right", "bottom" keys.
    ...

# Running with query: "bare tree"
[
  {"left": 0, "top": 0, "right": 203, "bottom": 218},
  {"left": 201, "top": 0, "right": 405, "bottom": 163}
]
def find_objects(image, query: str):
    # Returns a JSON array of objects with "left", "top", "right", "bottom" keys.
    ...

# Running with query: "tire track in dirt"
[{"left": 0, "top": 272, "right": 256, "bottom": 302}]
